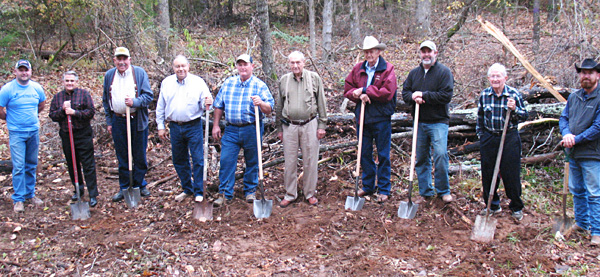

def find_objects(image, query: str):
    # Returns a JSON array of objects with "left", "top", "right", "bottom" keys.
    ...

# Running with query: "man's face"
[
  {"left": 173, "top": 58, "right": 189, "bottom": 81},
  {"left": 63, "top": 74, "right": 78, "bottom": 92},
  {"left": 113, "top": 55, "right": 131, "bottom": 73},
  {"left": 488, "top": 69, "right": 507, "bottom": 92},
  {"left": 289, "top": 56, "right": 305, "bottom": 76},
  {"left": 419, "top": 47, "right": 437, "bottom": 66},
  {"left": 364, "top": 49, "right": 381, "bottom": 66},
  {"left": 580, "top": 69, "right": 599, "bottom": 90},
  {"left": 14, "top": 66, "right": 32, "bottom": 84},
  {"left": 236, "top": 61, "right": 254, "bottom": 81}
]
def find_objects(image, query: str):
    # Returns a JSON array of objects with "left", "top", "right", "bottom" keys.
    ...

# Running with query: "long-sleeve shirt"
[
  {"left": 156, "top": 74, "right": 212, "bottom": 130},
  {"left": 276, "top": 69, "right": 327, "bottom": 132},
  {"left": 49, "top": 88, "right": 95, "bottom": 132},
  {"left": 559, "top": 87, "right": 600, "bottom": 160},
  {"left": 102, "top": 65, "right": 153, "bottom": 130},
  {"left": 213, "top": 75, "right": 274, "bottom": 124},
  {"left": 476, "top": 85, "right": 528, "bottom": 136},
  {"left": 402, "top": 61, "right": 454, "bottom": 124}
]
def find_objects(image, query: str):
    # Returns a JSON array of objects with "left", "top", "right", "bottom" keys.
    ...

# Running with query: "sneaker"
[
  {"left": 442, "top": 194, "right": 453, "bottom": 203},
  {"left": 214, "top": 194, "right": 229, "bottom": 206},
  {"left": 175, "top": 192, "right": 191, "bottom": 202},
  {"left": 140, "top": 187, "right": 151, "bottom": 197},
  {"left": 377, "top": 194, "right": 389, "bottom": 203},
  {"left": 479, "top": 207, "right": 502, "bottom": 216},
  {"left": 14, "top": 202, "right": 24, "bottom": 213},
  {"left": 195, "top": 195, "right": 203, "bottom": 202},
  {"left": 512, "top": 210, "right": 524, "bottom": 221},
  {"left": 31, "top": 197, "right": 43, "bottom": 206},
  {"left": 245, "top": 193, "right": 256, "bottom": 203},
  {"left": 591, "top": 236, "right": 600, "bottom": 246}
]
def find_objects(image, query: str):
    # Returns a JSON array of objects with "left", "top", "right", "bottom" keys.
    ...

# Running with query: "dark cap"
[
  {"left": 575, "top": 58, "right": 600, "bottom": 73},
  {"left": 15, "top": 59, "right": 32, "bottom": 69}
]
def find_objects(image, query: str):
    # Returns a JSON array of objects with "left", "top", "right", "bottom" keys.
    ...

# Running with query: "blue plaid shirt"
[
  {"left": 214, "top": 75, "right": 274, "bottom": 124},
  {"left": 476, "top": 84, "right": 528, "bottom": 135}
]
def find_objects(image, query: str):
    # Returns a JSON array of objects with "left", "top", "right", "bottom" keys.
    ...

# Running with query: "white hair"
[
  {"left": 288, "top": 51, "right": 305, "bottom": 61},
  {"left": 487, "top": 63, "right": 507, "bottom": 77},
  {"left": 63, "top": 70, "right": 78, "bottom": 80},
  {"left": 173, "top": 55, "right": 189, "bottom": 65}
]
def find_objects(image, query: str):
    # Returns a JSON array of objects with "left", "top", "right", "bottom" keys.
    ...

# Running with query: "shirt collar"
[
  {"left": 238, "top": 75, "right": 253, "bottom": 87},
  {"left": 293, "top": 70, "right": 305, "bottom": 81},
  {"left": 366, "top": 59, "right": 379, "bottom": 70},
  {"left": 487, "top": 85, "right": 509, "bottom": 97},
  {"left": 117, "top": 67, "right": 132, "bottom": 77},
  {"left": 177, "top": 76, "right": 186, "bottom": 85}
]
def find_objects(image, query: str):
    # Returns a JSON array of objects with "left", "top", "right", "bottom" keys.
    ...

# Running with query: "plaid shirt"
[
  {"left": 476, "top": 84, "right": 528, "bottom": 135},
  {"left": 49, "top": 88, "right": 95, "bottom": 132},
  {"left": 213, "top": 75, "right": 274, "bottom": 124}
]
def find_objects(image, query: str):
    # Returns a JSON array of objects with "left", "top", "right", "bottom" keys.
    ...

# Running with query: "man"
[
  {"left": 0, "top": 59, "right": 46, "bottom": 212},
  {"left": 212, "top": 54, "right": 274, "bottom": 206},
  {"left": 276, "top": 51, "right": 327, "bottom": 207},
  {"left": 102, "top": 47, "right": 153, "bottom": 202},
  {"left": 344, "top": 36, "right": 397, "bottom": 203},
  {"left": 49, "top": 71, "right": 99, "bottom": 207},
  {"left": 559, "top": 58, "right": 600, "bottom": 245},
  {"left": 476, "top": 63, "right": 528, "bottom": 221},
  {"left": 401, "top": 40, "right": 454, "bottom": 203},
  {"left": 156, "top": 55, "right": 213, "bottom": 203}
]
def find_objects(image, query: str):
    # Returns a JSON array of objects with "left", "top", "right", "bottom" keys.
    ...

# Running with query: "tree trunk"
[
  {"left": 532, "top": 0, "right": 540, "bottom": 53},
  {"left": 155, "top": 0, "right": 170, "bottom": 59},
  {"left": 322, "top": 0, "right": 333, "bottom": 61},
  {"left": 349, "top": 0, "right": 361, "bottom": 46},
  {"left": 257, "top": 0, "right": 274, "bottom": 82},
  {"left": 547, "top": 0, "right": 559, "bottom": 22},
  {"left": 414, "top": 0, "right": 431, "bottom": 37},
  {"left": 308, "top": 0, "right": 316, "bottom": 56}
]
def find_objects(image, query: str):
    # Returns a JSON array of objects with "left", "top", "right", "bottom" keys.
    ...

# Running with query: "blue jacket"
[
  {"left": 102, "top": 65, "right": 153, "bottom": 130},
  {"left": 560, "top": 86, "right": 600, "bottom": 161}
]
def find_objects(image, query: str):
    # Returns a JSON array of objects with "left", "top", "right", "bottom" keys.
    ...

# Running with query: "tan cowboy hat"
[{"left": 360, "top": 36, "right": 386, "bottom": 50}]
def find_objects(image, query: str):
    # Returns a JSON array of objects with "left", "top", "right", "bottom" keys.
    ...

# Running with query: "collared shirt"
[
  {"left": 365, "top": 59, "right": 379, "bottom": 87},
  {"left": 476, "top": 84, "right": 528, "bottom": 135},
  {"left": 276, "top": 69, "right": 327, "bottom": 132},
  {"left": 49, "top": 88, "right": 95, "bottom": 132},
  {"left": 213, "top": 75, "right": 274, "bottom": 125},
  {"left": 110, "top": 67, "right": 137, "bottom": 114},
  {"left": 156, "top": 74, "right": 212, "bottom": 129}
]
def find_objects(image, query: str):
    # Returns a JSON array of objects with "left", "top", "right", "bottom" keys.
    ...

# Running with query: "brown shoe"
[
  {"left": 377, "top": 194, "right": 389, "bottom": 203},
  {"left": 442, "top": 194, "right": 453, "bottom": 203},
  {"left": 592, "top": 236, "right": 600, "bottom": 246},
  {"left": 414, "top": 195, "right": 432, "bottom": 204},
  {"left": 357, "top": 189, "right": 371, "bottom": 197},
  {"left": 307, "top": 197, "right": 318, "bottom": 206},
  {"left": 280, "top": 199, "right": 292, "bottom": 208}
]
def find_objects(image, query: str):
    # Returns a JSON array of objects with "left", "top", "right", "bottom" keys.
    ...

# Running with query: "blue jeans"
[
  {"left": 358, "top": 120, "right": 391, "bottom": 195},
  {"left": 170, "top": 120, "right": 204, "bottom": 197},
  {"left": 415, "top": 122, "right": 450, "bottom": 197},
  {"left": 218, "top": 123, "right": 262, "bottom": 199},
  {"left": 111, "top": 115, "right": 148, "bottom": 190},
  {"left": 569, "top": 158, "right": 600, "bottom": 236},
  {"left": 9, "top": 130, "right": 39, "bottom": 203}
]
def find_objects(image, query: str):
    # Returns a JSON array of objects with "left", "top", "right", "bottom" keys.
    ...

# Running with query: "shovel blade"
[
  {"left": 345, "top": 196, "right": 365, "bottom": 211},
  {"left": 471, "top": 215, "right": 498, "bottom": 243},
  {"left": 70, "top": 201, "right": 90, "bottom": 220},
  {"left": 397, "top": 201, "right": 419, "bottom": 219},
  {"left": 193, "top": 201, "right": 214, "bottom": 222},
  {"left": 253, "top": 199, "right": 273, "bottom": 219},
  {"left": 123, "top": 187, "right": 141, "bottom": 208},
  {"left": 553, "top": 216, "right": 575, "bottom": 235}
]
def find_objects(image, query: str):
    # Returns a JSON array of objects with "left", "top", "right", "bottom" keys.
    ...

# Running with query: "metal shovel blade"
[
  {"left": 345, "top": 196, "right": 365, "bottom": 211},
  {"left": 70, "top": 201, "right": 90, "bottom": 220},
  {"left": 553, "top": 215, "right": 574, "bottom": 235},
  {"left": 193, "top": 200, "right": 214, "bottom": 222},
  {"left": 397, "top": 201, "right": 419, "bottom": 219},
  {"left": 470, "top": 215, "right": 498, "bottom": 243},
  {"left": 123, "top": 187, "right": 141, "bottom": 209},
  {"left": 253, "top": 199, "right": 273, "bottom": 219}
]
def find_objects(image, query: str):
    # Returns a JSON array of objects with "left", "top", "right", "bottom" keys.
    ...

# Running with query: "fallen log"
[{"left": 522, "top": 151, "right": 561, "bottom": 165}]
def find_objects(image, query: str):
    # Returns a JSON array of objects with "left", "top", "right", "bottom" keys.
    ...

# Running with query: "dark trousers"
[
  {"left": 111, "top": 115, "right": 148, "bottom": 190},
  {"left": 169, "top": 120, "right": 204, "bottom": 197},
  {"left": 480, "top": 129, "right": 524, "bottom": 212},
  {"left": 59, "top": 125, "right": 98, "bottom": 198},
  {"left": 358, "top": 120, "right": 392, "bottom": 195}
]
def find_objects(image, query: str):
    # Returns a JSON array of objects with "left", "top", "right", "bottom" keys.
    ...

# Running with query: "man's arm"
[
  {"left": 0, "top": 106, "right": 5, "bottom": 120},
  {"left": 76, "top": 90, "right": 95, "bottom": 120},
  {"left": 364, "top": 65, "right": 397, "bottom": 103},
  {"left": 48, "top": 93, "right": 66, "bottom": 122},
  {"left": 38, "top": 100, "right": 46, "bottom": 113},
  {"left": 573, "top": 104, "right": 600, "bottom": 144},
  {"left": 132, "top": 67, "right": 153, "bottom": 108},
  {"left": 401, "top": 70, "right": 416, "bottom": 104},
  {"left": 102, "top": 70, "right": 114, "bottom": 127},
  {"left": 275, "top": 77, "right": 285, "bottom": 134},
  {"left": 422, "top": 67, "right": 453, "bottom": 105},
  {"left": 343, "top": 65, "right": 362, "bottom": 103},
  {"left": 212, "top": 108, "right": 224, "bottom": 141}
]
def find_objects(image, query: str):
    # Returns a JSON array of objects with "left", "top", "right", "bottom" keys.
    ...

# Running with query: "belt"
[
  {"left": 227, "top": 121, "right": 254, "bottom": 127},
  {"left": 169, "top": 117, "right": 200, "bottom": 126},
  {"left": 486, "top": 128, "right": 516, "bottom": 136},
  {"left": 286, "top": 116, "right": 316, "bottom": 126},
  {"left": 115, "top": 112, "right": 137, "bottom": 118}
]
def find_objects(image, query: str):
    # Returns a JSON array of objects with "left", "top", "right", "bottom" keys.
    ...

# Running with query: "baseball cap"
[
  {"left": 419, "top": 40, "right": 437, "bottom": 51},
  {"left": 236, "top": 54, "right": 253, "bottom": 64},
  {"left": 114, "top": 47, "right": 130, "bottom": 57},
  {"left": 15, "top": 59, "right": 32, "bottom": 69}
]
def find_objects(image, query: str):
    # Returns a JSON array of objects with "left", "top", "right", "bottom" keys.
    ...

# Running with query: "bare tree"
[
  {"left": 155, "top": 0, "right": 170, "bottom": 59},
  {"left": 350, "top": 0, "right": 361, "bottom": 46},
  {"left": 415, "top": 0, "right": 431, "bottom": 37},
  {"left": 322, "top": 0, "right": 333, "bottom": 61},
  {"left": 309, "top": 0, "right": 316, "bottom": 56},
  {"left": 257, "top": 0, "right": 274, "bottom": 82},
  {"left": 532, "top": 0, "right": 540, "bottom": 53}
]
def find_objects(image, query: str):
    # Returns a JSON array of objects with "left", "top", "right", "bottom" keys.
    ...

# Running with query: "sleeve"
[
  {"left": 512, "top": 90, "right": 528, "bottom": 123},
  {"left": 315, "top": 73, "right": 328, "bottom": 130},
  {"left": 132, "top": 67, "right": 153, "bottom": 108},
  {"left": 574, "top": 104, "right": 600, "bottom": 144},
  {"left": 102, "top": 71, "right": 113, "bottom": 126},
  {"left": 76, "top": 90, "right": 95, "bottom": 120},
  {"left": 559, "top": 101, "right": 571, "bottom": 136},
  {"left": 476, "top": 93, "right": 484, "bottom": 137},
  {"left": 48, "top": 93, "right": 65, "bottom": 122},
  {"left": 422, "top": 67, "right": 453, "bottom": 105},
  {"left": 343, "top": 64, "right": 361, "bottom": 103},
  {"left": 198, "top": 77, "right": 212, "bottom": 111},
  {"left": 275, "top": 77, "right": 285, "bottom": 133},
  {"left": 401, "top": 70, "right": 416, "bottom": 104},
  {"left": 156, "top": 79, "right": 167, "bottom": 130},
  {"left": 260, "top": 82, "right": 274, "bottom": 109},
  {"left": 365, "top": 65, "right": 397, "bottom": 103},
  {"left": 0, "top": 84, "right": 9, "bottom": 107},
  {"left": 36, "top": 84, "right": 46, "bottom": 102},
  {"left": 213, "top": 80, "right": 226, "bottom": 110}
]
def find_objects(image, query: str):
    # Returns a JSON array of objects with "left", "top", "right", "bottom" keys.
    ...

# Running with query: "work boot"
[
  {"left": 140, "top": 187, "right": 151, "bottom": 197},
  {"left": 31, "top": 197, "right": 43, "bottom": 206},
  {"left": 112, "top": 191, "right": 124, "bottom": 202},
  {"left": 14, "top": 202, "right": 24, "bottom": 213},
  {"left": 245, "top": 193, "right": 256, "bottom": 203},
  {"left": 377, "top": 194, "right": 389, "bottom": 203},
  {"left": 214, "top": 194, "right": 229, "bottom": 206},
  {"left": 442, "top": 194, "right": 453, "bottom": 203},
  {"left": 479, "top": 207, "right": 502, "bottom": 216},
  {"left": 591, "top": 236, "right": 600, "bottom": 246}
]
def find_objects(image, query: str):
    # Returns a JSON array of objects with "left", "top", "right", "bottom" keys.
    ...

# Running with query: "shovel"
[
  {"left": 68, "top": 114, "right": 90, "bottom": 220},
  {"left": 193, "top": 104, "right": 214, "bottom": 221},
  {"left": 398, "top": 103, "right": 420, "bottom": 219},
  {"left": 253, "top": 105, "right": 272, "bottom": 218},
  {"left": 123, "top": 106, "right": 141, "bottom": 208},
  {"left": 345, "top": 101, "right": 366, "bottom": 211},
  {"left": 471, "top": 109, "right": 512, "bottom": 243},
  {"left": 553, "top": 148, "right": 573, "bottom": 234}
]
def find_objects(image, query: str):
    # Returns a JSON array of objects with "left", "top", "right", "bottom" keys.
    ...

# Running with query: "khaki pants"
[{"left": 282, "top": 118, "right": 319, "bottom": 201}]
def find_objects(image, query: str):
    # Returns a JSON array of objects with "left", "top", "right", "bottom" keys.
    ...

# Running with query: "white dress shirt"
[
  {"left": 110, "top": 67, "right": 137, "bottom": 114},
  {"left": 156, "top": 73, "right": 211, "bottom": 130}
]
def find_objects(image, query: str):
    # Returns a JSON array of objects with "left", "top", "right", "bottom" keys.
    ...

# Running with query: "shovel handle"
[
  {"left": 67, "top": 114, "right": 81, "bottom": 202},
  {"left": 486, "top": 109, "right": 512, "bottom": 212},
  {"left": 203, "top": 104, "right": 210, "bottom": 184},
  {"left": 254, "top": 105, "right": 264, "bottom": 181},
  {"left": 126, "top": 106, "right": 133, "bottom": 172},
  {"left": 355, "top": 101, "right": 366, "bottom": 177},
  {"left": 409, "top": 104, "right": 420, "bottom": 182}
]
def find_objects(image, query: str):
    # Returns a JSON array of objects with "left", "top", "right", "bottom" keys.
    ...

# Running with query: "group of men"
[{"left": 1, "top": 37, "right": 599, "bottom": 246}]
